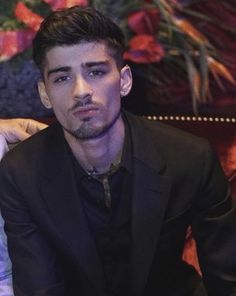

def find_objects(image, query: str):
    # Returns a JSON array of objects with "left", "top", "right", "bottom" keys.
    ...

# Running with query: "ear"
[
  {"left": 38, "top": 81, "right": 52, "bottom": 109},
  {"left": 120, "top": 65, "right": 133, "bottom": 97}
]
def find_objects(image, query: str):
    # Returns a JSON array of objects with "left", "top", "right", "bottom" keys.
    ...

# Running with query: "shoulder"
[
  {"left": 124, "top": 111, "right": 210, "bottom": 153},
  {"left": 125, "top": 112, "right": 228, "bottom": 207},
  {"left": 124, "top": 111, "right": 219, "bottom": 185}
]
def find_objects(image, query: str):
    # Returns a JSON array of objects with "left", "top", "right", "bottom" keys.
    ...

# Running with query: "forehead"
[{"left": 44, "top": 42, "right": 115, "bottom": 69}]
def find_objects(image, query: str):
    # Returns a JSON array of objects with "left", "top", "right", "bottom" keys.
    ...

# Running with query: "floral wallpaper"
[{"left": 0, "top": 0, "right": 236, "bottom": 117}]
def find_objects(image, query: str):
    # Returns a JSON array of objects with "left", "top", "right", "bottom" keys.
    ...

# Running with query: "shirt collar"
[{"left": 67, "top": 114, "right": 133, "bottom": 179}]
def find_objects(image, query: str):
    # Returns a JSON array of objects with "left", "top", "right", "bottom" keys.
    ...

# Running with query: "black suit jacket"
[{"left": 0, "top": 112, "right": 236, "bottom": 296}]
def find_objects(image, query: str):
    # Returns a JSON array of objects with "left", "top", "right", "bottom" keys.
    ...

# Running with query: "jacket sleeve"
[
  {"left": 0, "top": 161, "right": 66, "bottom": 296},
  {"left": 191, "top": 142, "right": 236, "bottom": 296}
]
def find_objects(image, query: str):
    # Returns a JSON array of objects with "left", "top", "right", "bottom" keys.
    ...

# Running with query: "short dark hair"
[{"left": 33, "top": 6, "right": 125, "bottom": 72}]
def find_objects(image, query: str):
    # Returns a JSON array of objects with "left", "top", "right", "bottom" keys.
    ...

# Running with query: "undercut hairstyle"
[{"left": 32, "top": 6, "right": 125, "bottom": 73}]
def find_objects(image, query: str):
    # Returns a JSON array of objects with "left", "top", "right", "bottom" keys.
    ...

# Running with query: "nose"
[{"left": 72, "top": 76, "right": 92, "bottom": 100}]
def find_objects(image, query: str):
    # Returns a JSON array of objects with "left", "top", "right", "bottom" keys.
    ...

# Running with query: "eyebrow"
[
  {"left": 83, "top": 61, "right": 109, "bottom": 67},
  {"left": 46, "top": 60, "right": 110, "bottom": 78},
  {"left": 47, "top": 66, "right": 71, "bottom": 77}
]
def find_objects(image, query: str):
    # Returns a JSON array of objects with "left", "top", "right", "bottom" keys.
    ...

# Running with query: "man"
[
  {"left": 0, "top": 6, "right": 235, "bottom": 296},
  {"left": 0, "top": 118, "right": 47, "bottom": 296}
]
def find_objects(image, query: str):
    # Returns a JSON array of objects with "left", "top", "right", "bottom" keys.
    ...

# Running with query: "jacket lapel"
[
  {"left": 126, "top": 113, "right": 172, "bottom": 296},
  {"left": 131, "top": 160, "right": 171, "bottom": 296},
  {"left": 38, "top": 123, "right": 104, "bottom": 294},
  {"left": 38, "top": 115, "right": 172, "bottom": 296}
]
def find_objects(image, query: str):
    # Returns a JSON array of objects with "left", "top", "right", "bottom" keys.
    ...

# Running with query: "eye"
[
  {"left": 89, "top": 69, "right": 105, "bottom": 77},
  {"left": 53, "top": 75, "right": 71, "bottom": 83}
]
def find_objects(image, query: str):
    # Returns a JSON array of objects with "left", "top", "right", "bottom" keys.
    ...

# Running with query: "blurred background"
[{"left": 0, "top": 0, "right": 236, "bottom": 118}]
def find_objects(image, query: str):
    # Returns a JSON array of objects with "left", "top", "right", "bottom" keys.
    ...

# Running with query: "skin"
[
  {"left": 0, "top": 118, "right": 47, "bottom": 159},
  {"left": 38, "top": 41, "right": 132, "bottom": 173},
  {"left": 0, "top": 118, "right": 47, "bottom": 143}
]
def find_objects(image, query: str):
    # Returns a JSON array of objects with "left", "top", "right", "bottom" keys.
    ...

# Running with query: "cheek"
[
  {"left": 100, "top": 78, "right": 121, "bottom": 103},
  {"left": 47, "top": 90, "right": 67, "bottom": 109}
]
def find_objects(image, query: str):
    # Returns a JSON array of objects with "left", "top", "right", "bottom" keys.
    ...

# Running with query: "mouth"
[{"left": 72, "top": 105, "right": 99, "bottom": 118}]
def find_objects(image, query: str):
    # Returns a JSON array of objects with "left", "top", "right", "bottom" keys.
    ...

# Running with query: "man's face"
[{"left": 38, "top": 42, "right": 132, "bottom": 141}]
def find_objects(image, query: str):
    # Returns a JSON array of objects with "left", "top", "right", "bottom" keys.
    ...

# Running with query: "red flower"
[
  {"left": 0, "top": 0, "right": 89, "bottom": 61},
  {"left": 124, "top": 34, "right": 165, "bottom": 63},
  {"left": 0, "top": 29, "right": 35, "bottom": 61},
  {"left": 43, "top": 0, "right": 88, "bottom": 10},
  {"left": 15, "top": 2, "right": 43, "bottom": 31},
  {"left": 128, "top": 8, "right": 160, "bottom": 35}
]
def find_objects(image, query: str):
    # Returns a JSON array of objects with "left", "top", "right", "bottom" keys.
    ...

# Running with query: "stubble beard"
[{"left": 65, "top": 108, "right": 122, "bottom": 141}]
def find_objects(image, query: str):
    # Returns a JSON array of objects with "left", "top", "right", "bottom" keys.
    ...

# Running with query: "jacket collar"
[
  {"left": 125, "top": 111, "right": 171, "bottom": 296},
  {"left": 39, "top": 123, "right": 105, "bottom": 294},
  {"left": 40, "top": 114, "right": 172, "bottom": 296},
  {"left": 124, "top": 111, "right": 166, "bottom": 173}
]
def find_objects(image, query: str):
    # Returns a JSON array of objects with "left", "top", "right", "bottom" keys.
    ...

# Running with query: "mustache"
[{"left": 70, "top": 96, "right": 96, "bottom": 111}]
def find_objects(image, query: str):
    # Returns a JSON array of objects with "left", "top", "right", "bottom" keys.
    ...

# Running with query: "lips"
[{"left": 72, "top": 105, "right": 99, "bottom": 118}]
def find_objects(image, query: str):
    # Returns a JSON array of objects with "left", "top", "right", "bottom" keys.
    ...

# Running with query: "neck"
[{"left": 65, "top": 117, "right": 125, "bottom": 174}]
